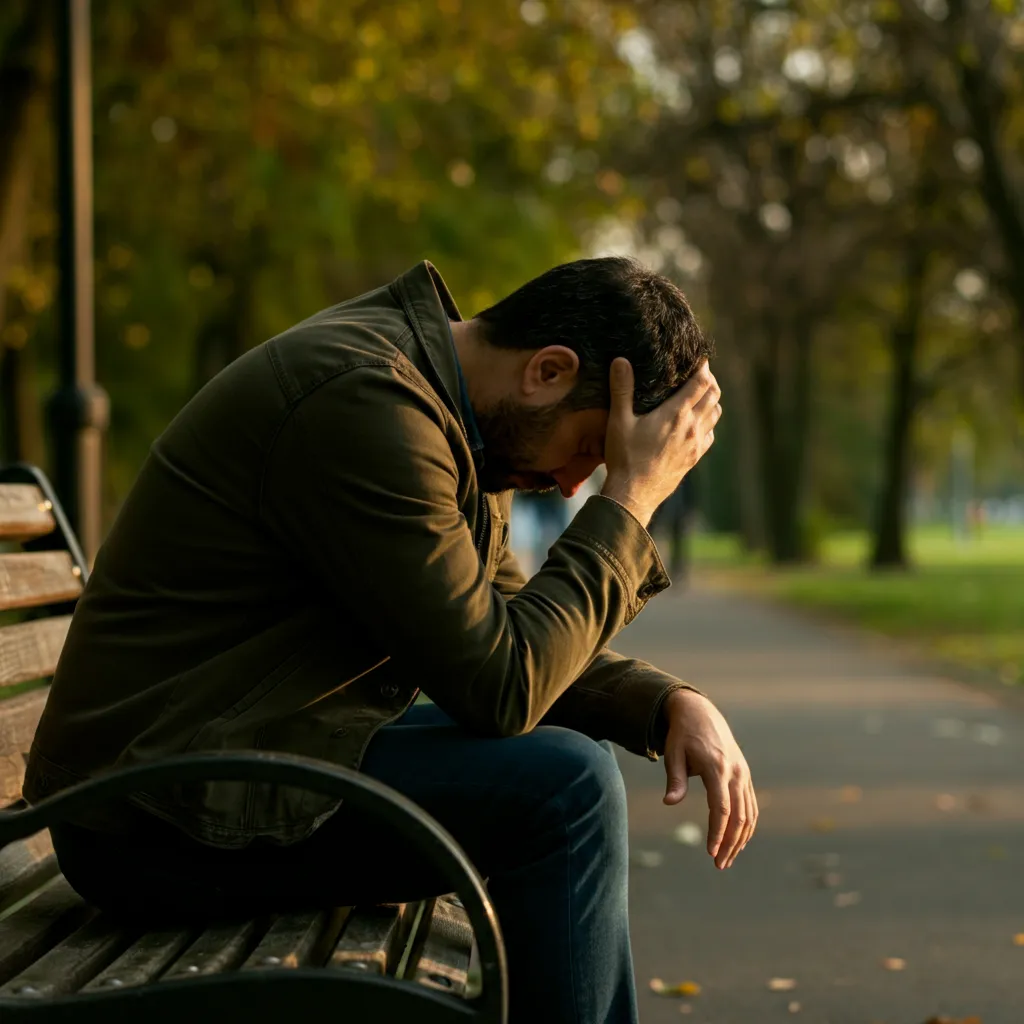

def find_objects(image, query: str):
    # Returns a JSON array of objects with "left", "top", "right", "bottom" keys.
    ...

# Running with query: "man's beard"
[{"left": 472, "top": 397, "right": 565, "bottom": 494}]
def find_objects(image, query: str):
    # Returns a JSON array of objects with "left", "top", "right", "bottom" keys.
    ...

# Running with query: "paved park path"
[{"left": 613, "top": 580, "right": 1024, "bottom": 1024}]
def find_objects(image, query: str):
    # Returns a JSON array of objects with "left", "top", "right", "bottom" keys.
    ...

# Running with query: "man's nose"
[{"left": 552, "top": 458, "right": 603, "bottom": 499}]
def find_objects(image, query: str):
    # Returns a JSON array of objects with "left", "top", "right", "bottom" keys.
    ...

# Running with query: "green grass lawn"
[{"left": 693, "top": 526, "right": 1024, "bottom": 685}]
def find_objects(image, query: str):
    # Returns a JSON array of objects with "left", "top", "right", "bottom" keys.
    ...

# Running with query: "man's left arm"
[{"left": 493, "top": 541, "right": 698, "bottom": 760}]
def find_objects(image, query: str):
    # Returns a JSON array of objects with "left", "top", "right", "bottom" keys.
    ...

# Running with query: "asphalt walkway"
[{"left": 613, "top": 581, "right": 1024, "bottom": 1024}]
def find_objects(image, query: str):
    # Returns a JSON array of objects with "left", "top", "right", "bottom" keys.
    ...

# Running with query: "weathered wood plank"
[
  {"left": 161, "top": 919, "right": 264, "bottom": 980},
  {"left": 0, "top": 486, "right": 55, "bottom": 543},
  {"left": 241, "top": 908, "right": 346, "bottom": 972},
  {"left": 0, "top": 688, "right": 49, "bottom": 804},
  {"left": 82, "top": 927, "right": 196, "bottom": 992},
  {"left": 0, "top": 616, "right": 71, "bottom": 688},
  {"left": 412, "top": 895, "right": 473, "bottom": 997},
  {"left": 329, "top": 904, "right": 405, "bottom": 975},
  {"left": 0, "top": 834, "right": 56, "bottom": 915},
  {"left": 0, "top": 553, "right": 82, "bottom": 613},
  {"left": 0, "top": 914, "right": 133, "bottom": 998},
  {"left": 0, "top": 876, "right": 91, "bottom": 985}
]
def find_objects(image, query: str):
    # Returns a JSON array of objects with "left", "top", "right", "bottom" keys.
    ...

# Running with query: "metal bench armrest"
[{"left": 0, "top": 751, "right": 506, "bottom": 1022}]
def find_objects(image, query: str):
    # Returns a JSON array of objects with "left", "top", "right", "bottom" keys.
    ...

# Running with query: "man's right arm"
[{"left": 259, "top": 363, "right": 668, "bottom": 738}]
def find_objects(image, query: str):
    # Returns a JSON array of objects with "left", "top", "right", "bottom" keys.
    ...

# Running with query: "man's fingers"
[
  {"left": 671, "top": 360, "right": 717, "bottom": 412},
  {"left": 689, "top": 377, "right": 722, "bottom": 421},
  {"left": 663, "top": 747, "right": 689, "bottom": 806},
  {"left": 716, "top": 772, "right": 747, "bottom": 869},
  {"left": 704, "top": 774, "right": 730, "bottom": 860},
  {"left": 608, "top": 358, "right": 635, "bottom": 417},
  {"left": 726, "top": 779, "right": 758, "bottom": 868},
  {"left": 741, "top": 782, "right": 759, "bottom": 852}
]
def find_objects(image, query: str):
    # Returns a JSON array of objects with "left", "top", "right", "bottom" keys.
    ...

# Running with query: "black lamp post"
[{"left": 49, "top": 0, "right": 108, "bottom": 562}]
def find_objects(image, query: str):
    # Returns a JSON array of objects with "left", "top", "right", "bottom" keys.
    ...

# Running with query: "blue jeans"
[{"left": 52, "top": 703, "right": 639, "bottom": 1024}]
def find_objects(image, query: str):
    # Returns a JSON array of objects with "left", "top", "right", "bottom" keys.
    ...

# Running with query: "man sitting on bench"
[{"left": 25, "top": 257, "right": 757, "bottom": 1024}]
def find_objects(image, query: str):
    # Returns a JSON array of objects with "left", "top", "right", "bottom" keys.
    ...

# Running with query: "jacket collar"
[{"left": 391, "top": 260, "right": 470, "bottom": 436}]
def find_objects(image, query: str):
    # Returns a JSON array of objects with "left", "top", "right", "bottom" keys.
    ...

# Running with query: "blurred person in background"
[
  {"left": 517, "top": 488, "right": 570, "bottom": 572},
  {"left": 27, "top": 257, "right": 755, "bottom": 1024}
]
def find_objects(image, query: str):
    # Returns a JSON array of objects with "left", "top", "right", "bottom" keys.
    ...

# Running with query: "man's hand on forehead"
[{"left": 599, "top": 358, "right": 721, "bottom": 528}]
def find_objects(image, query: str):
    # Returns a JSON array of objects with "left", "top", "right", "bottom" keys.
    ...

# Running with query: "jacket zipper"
[{"left": 476, "top": 494, "right": 490, "bottom": 556}]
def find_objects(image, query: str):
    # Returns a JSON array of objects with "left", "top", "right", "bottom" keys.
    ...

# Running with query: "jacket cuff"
[
  {"left": 644, "top": 682, "right": 708, "bottom": 760},
  {"left": 563, "top": 495, "right": 670, "bottom": 622}
]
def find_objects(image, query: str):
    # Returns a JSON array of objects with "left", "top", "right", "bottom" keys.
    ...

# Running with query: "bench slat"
[
  {"left": 0, "top": 688, "right": 49, "bottom": 804},
  {"left": 412, "top": 896, "right": 473, "bottom": 997},
  {"left": 329, "top": 904, "right": 404, "bottom": 975},
  {"left": 0, "top": 913, "right": 134, "bottom": 999},
  {"left": 161, "top": 919, "right": 264, "bottom": 980},
  {"left": 0, "top": 486, "right": 55, "bottom": 543},
  {"left": 0, "top": 553, "right": 82, "bottom": 613},
  {"left": 0, "top": 876, "right": 91, "bottom": 985},
  {"left": 82, "top": 927, "right": 196, "bottom": 992},
  {"left": 0, "top": 616, "right": 71, "bottom": 688},
  {"left": 0, "top": 834, "right": 56, "bottom": 915},
  {"left": 242, "top": 908, "right": 345, "bottom": 972}
]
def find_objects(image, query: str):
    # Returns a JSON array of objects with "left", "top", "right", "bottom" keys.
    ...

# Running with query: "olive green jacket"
[{"left": 25, "top": 262, "right": 690, "bottom": 848}]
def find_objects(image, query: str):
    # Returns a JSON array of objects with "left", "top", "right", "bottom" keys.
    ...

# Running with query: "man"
[{"left": 26, "top": 257, "right": 756, "bottom": 1023}]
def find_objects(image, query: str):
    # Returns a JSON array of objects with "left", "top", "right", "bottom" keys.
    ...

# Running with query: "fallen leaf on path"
[
  {"left": 817, "top": 871, "right": 843, "bottom": 889},
  {"left": 678, "top": 1005, "right": 693, "bottom": 1015},
  {"left": 1013, "top": 933, "right": 1024, "bottom": 946},
  {"left": 767, "top": 978, "right": 797, "bottom": 991},
  {"left": 649, "top": 978, "right": 701, "bottom": 997},
  {"left": 788, "top": 1001, "right": 801, "bottom": 1013},
  {"left": 838, "top": 785, "right": 863, "bottom": 803},
  {"left": 673, "top": 823, "right": 703, "bottom": 847},
  {"left": 881, "top": 957, "right": 906, "bottom": 971},
  {"left": 810, "top": 817, "right": 836, "bottom": 833},
  {"left": 632, "top": 850, "right": 664, "bottom": 868},
  {"left": 834, "top": 891, "right": 861, "bottom": 908},
  {"left": 935, "top": 793, "right": 958, "bottom": 812},
  {"left": 921, "top": 1017, "right": 982, "bottom": 1024}
]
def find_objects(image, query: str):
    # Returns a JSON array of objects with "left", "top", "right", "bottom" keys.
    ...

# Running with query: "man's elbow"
[{"left": 482, "top": 692, "right": 536, "bottom": 739}]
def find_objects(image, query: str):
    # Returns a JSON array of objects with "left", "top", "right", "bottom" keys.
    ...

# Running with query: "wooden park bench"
[{"left": 0, "top": 463, "right": 506, "bottom": 1022}]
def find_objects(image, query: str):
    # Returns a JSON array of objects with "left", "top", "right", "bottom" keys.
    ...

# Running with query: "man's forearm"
[{"left": 539, "top": 649, "right": 702, "bottom": 760}]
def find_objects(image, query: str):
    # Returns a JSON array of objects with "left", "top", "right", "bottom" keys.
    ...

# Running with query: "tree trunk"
[
  {"left": 0, "top": 343, "right": 45, "bottom": 465},
  {"left": 772, "top": 319, "right": 813, "bottom": 563},
  {"left": 948, "top": 3, "right": 1024, "bottom": 395},
  {"left": 0, "top": 4, "right": 49, "bottom": 465},
  {"left": 871, "top": 249, "right": 927, "bottom": 569},
  {"left": 754, "top": 317, "right": 814, "bottom": 565},
  {"left": 713, "top": 312, "right": 767, "bottom": 551}
]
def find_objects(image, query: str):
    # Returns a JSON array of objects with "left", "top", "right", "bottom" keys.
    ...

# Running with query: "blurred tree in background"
[
  {"left": 1, "top": 0, "right": 645, "bottom": 505},
  {"left": 1, "top": 0, "right": 1021, "bottom": 568},
  {"left": 617, "top": 0, "right": 1022, "bottom": 564}
]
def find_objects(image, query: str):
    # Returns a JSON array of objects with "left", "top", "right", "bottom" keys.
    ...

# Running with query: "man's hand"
[
  {"left": 601, "top": 358, "right": 722, "bottom": 527},
  {"left": 662, "top": 688, "right": 757, "bottom": 869}
]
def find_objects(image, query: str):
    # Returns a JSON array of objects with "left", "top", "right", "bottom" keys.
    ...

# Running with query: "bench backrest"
[
  {"left": 0, "top": 468, "right": 86, "bottom": 804},
  {"left": 0, "top": 466, "right": 87, "bottom": 908}
]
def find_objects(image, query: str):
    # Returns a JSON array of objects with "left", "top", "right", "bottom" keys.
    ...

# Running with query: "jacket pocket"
[{"left": 184, "top": 645, "right": 312, "bottom": 750}]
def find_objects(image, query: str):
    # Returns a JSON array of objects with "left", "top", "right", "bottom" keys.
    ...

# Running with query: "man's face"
[{"left": 473, "top": 399, "right": 608, "bottom": 496}]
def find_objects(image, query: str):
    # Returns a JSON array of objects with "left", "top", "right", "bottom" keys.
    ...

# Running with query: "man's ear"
[{"left": 521, "top": 345, "right": 579, "bottom": 400}]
